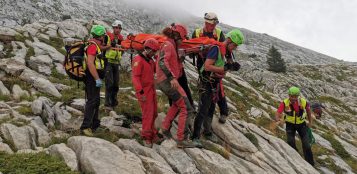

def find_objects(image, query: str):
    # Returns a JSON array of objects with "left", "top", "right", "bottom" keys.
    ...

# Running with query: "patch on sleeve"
[{"left": 133, "top": 62, "right": 139, "bottom": 67}]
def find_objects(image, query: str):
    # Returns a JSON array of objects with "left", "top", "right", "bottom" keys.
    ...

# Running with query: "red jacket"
[
  {"left": 132, "top": 54, "right": 156, "bottom": 94},
  {"left": 106, "top": 31, "right": 124, "bottom": 44},
  {"left": 156, "top": 39, "right": 183, "bottom": 83}
]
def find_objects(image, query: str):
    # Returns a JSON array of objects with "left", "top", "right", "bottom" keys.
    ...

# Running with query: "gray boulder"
[
  {"left": 12, "top": 84, "right": 29, "bottom": 100},
  {"left": 30, "top": 116, "right": 51, "bottom": 146},
  {"left": 48, "top": 143, "right": 78, "bottom": 171},
  {"left": 70, "top": 99, "right": 85, "bottom": 111},
  {"left": 28, "top": 55, "right": 53, "bottom": 75},
  {"left": 0, "top": 142, "right": 13, "bottom": 154},
  {"left": 67, "top": 136, "right": 146, "bottom": 174},
  {"left": 154, "top": 139, "right": 200, "bottom": 174},
  {"left": 116, "top": 139, "right": 168, "bottom": 165},
  {"left": 212, "top": 117, "right": 258, "bottom": 153},
  {"left": 139, "top": 155, "right": 176, "bottom": 174},
  {"left": 0, "top": 80, "right": 10, "bottom": 96},
  {"left": 57, "top": 19, "right": 89, "bottom": 39},
  {"left": 0, "top": 123, "right": 37, "bottom": 150},
  {"left": 19, "top": 68, "right": 61, "bottom": 98}
]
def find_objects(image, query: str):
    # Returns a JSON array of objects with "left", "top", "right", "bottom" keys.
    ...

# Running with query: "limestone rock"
[
  {"left": 116, "top": 139, "right": 168, "bottom": 165},
  {"left": 0, "top": 80, "right": 10, "bottom": 96},
  {"left": 0, "top": 123, "right": 37, "bottom": 150},
  {"left": 67, "top": 136, "right": 146, "bottom": 174},
  {"left": 30, "top": 116, "right": 51, "bottom": 146},
  {"left": 12, "top": 84, "right": 29, "bottom": 100},
  {"left": 154, "top": 139, "right": 200, "bottom": 174},
  {"left": 0, "top": 142, "right": 13, "bottom": 154},
  {"left": 48, "top": 143, "right": 78, "bottom": 171}
]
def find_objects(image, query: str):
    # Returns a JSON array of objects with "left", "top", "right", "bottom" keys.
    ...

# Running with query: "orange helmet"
[
  {"left": 144, "top": 38, "right": 160, "bottom": 51},
  {"left": 171, "top": 24, "right": 188, "bottom": 40}
]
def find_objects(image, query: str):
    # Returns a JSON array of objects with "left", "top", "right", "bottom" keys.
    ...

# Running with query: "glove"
[
  {"left": 95, "top": 79, "right": 103, "bottom": 87},
  {"left": 231, "top": 62, "right": 241, "bottom": 71},
  {"left": 224, "top": 63, "right": 232, "bottom": 71}
]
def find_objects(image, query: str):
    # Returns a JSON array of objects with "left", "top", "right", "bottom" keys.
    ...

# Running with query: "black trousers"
[
  {"left": 286, "top": 122, "right": 315, "bottom": 166},
  {"left": 192, "top": 81, "right": 219, "bottom": 139},
  {"left": 80, "top": 71, "right": 101, "bottom": 130},
  {"left": 105, "top": 63, "right": 120, "bottom": 107},
  {"left": 169, "top": 69, "right": 194, "bottom": 109},
  {"left": 196, "top": 63, "right": 228, "bottom": 116}
]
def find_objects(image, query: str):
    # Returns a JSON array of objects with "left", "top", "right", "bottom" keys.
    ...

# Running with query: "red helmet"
[
  {"left": 144, "top": 38, "right": 160, "bottom": 51},
  {"left": 171, "top": 24, "right": 188, "bottom": 40}
]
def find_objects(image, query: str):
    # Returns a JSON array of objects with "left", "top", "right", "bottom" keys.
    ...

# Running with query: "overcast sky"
[{"left": 127, "top": 0, "right": 357, "bottom": 62}]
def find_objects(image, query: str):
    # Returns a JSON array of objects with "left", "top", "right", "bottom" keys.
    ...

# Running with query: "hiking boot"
[
  {"left": 143, "top": 140, "right": 153, "bottom": 148},
  {"left": 219, "top": 115, "right": 227, "bottom": 124},
  {"left": 159, "top": 129, "right": 172, "bottom": 139},
  {"left": 204, "top": 134, "right": 219, "bottom": 144},
  {"left": 177, "top": 140, "right": 197, "bottom": 148},
  {"left": 81, "top": 128, "right": 94, "bottom": 137},
  {"left": 192, "top": 138, "right": 203, "bottom": 148}
]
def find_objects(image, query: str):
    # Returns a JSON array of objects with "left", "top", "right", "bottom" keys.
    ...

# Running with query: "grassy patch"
[
  {"left": 244, "top": 132, "right": 259, "bottom": 148},
  {"left": 116, "top": 93, "right": 142, "bottom": 120},
  {"left": 42, "top": 86, "right": 84, "bottom": 105},
  {"left": 51, "top": 68, "right": 68, "bottom": 81},
  {"left": 250, "top": 80, "right": 264, "bottom": 88},
  {"left": 316, "top": 155, "right": 346, "bottom": 174},
  {"left": 299, "top": 65, "right": 323, "bottom": 80},
  {"left": 119, "top": 69, "right": 133, "bottom": 88},
  {"left": 2, "top": 77, "right": 32, "bottom": 91},
  {"left": 16, "top": 106, "right": 33, "bottom": 116},
  {"left": 336, "top": 71, "right": 347, "bottom": 81},
  {"left": 202, "top": 141, "right": 231, "bottom": 160},
  {"left": 93, "top": 130, "right": 123, "bottom": 143},
  {"left": 25, "top": 46, "right": 35, "bottom": 59},
  {"left": 3, "top": 43, "right": 15, "bottom": 58},
  {"left": 0, "top": 152, "right": 78, "bottom": 174},
  {"left": 14, "top": 34, "right": 26, "bottom": 42},
  {"left": 322, "top": 133, "right": 350, "bottom": 159},
  {"left": 0, "top": 94, "right": 11, "bottom": 101},
  {"left": 44, "top": 136, "right": 71, "bottom": 148}
]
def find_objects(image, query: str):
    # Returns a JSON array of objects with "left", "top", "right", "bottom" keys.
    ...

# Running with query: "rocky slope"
[{"left": 0, "top": 0, "right": 357, "bottom": 174}]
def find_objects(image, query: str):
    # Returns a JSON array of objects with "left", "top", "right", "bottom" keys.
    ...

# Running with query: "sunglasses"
[{"left": 113, "top": 26, "right": 122, "bottom": 29}]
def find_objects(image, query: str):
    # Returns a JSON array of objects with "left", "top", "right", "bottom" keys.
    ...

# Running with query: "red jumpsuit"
[
  {"left": 156, "top": 39, "right": 193, "bottom": 141},
  {"left": 132, "top": 54, "right": 158, "bottom": 141}
]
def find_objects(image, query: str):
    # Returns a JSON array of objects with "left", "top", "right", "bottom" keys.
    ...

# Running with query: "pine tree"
[{"left": 266, "top": 45, "right": 286, "bottom": 73}]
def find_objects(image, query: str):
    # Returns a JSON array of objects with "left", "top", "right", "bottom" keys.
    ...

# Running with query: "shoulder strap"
[
  {"left": 215, "top": 28, "right": 222, "bottom": 41},
  {"left": 87, "top": 41, "right": 102, "bottom": 54},
  {"left": 283, "top": 98, "right": 290, "bottom": 106},
  {"left": 300, "top": 97, "right": 307, "bottom": 108}
]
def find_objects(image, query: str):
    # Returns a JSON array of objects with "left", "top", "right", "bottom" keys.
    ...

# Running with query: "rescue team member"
[
  {"left": 275, "top": 86, "right": 315, "bottom": 166},
  {"left": 191, "top": 12, "right": 229, "bottom": 124},
  {"left": 104, "top": 20, "right": 124, "bottom": 111},
  {"left": 192, "top": 29, "right": 244, "bottom": 146},
  {"left": 132, "top": 39, "right": 161, "bottom": 148},
  {"left": 80, "top": 25, "right": 107, "bottom": 136},
  {"left": 156, "top": 24, "right": 197, "bottom": 148}
]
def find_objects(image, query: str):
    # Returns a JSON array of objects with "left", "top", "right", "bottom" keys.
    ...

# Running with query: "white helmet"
[{"left": 112, "top": 20, "right": 123, "bottom": 27}]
